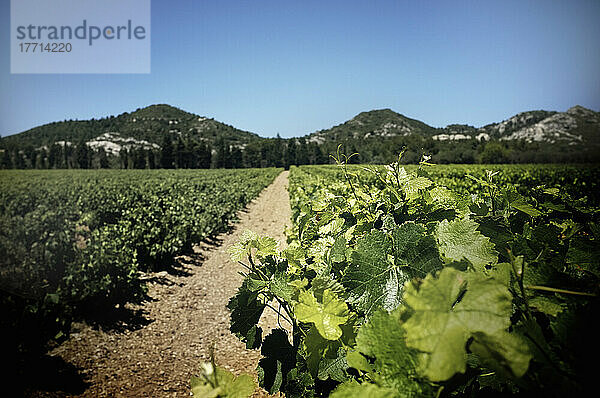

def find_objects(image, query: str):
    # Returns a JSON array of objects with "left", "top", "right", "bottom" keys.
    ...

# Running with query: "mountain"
[
  {"left": 1, "top": 104, "right": 598, "bottom": 166},
  {"left": 486, "top": 106, "right": 600, "bottom": 145},
  {"left": 307, "top": 109, "right": 439, "bottom": 144},
  {"left": 0, "top": 104, "right": 260, "bottom": 153},
  {"left": 310, "top": 106, "right": 600, "bottom": 149}
]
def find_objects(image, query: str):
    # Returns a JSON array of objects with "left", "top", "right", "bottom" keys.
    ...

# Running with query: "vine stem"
[
  {"left": 525, "top": 285, "right": 597, "bottom": 297},
  {"left": 246, "top": 254, "right": 271, "bottom": 283},
  {"left": 435, "top": 386, "right": 445, "bottom": 398},
  {"left": 263, "top": 302, "right": 293, "bottom": 325},
  {"left": 331, "top": 145, "right": 360, "bottom": 202},
  {"left": 342, "top": 160, "right": 359, "bottom": 202}
]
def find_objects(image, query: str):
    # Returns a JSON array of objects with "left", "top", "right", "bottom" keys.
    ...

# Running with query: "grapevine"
[{"left": 227, "top": 155, "right": 599, "bottom": 397}]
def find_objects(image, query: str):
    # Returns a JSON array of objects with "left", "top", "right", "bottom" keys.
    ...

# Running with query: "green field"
[
  {"left": 1, "top": 168, "right": 281, "bottom": 356},
  {"left": 2, "top": 163, "right": 599, "bottom": 397},
  {"left": 289, "top": 163, "right": 600, "bottom": 203},
  {"left": 226, "top": 162, "right": 599, "bottom": 397}
]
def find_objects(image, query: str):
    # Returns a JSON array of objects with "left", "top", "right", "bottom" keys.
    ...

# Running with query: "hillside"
[
  {"left": 306, "top": 106, "right": 599, "bottom": 164},
  {"left": 309, "top": 106, "right": 600, "bottom": 148},
  {"left": 307, "top": 108, "right": 440, "bottom": 144},
  {"left": 1, "top": 104, "right": 598, "bottom": 167},
  {"left": 489, "top": 106, "right": 600, "bottom": 145},
  {"left": 0, "top": 104, "right": 260, "bottom": 152}
]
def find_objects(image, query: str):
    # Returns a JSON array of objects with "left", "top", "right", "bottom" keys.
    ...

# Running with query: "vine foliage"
[{"left": 226, "top": 152, "right": 599, "bottom": 397}]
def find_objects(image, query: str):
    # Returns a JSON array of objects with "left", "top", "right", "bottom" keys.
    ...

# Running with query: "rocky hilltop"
[
  {"left": 1, "top": 104, "right": 598, "bottom": 165},
  {"left": 309, "top": 106, "right": 599, "bottom": 148}
]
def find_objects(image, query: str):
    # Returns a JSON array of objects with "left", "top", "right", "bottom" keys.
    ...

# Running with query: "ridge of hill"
[
  {"left": 310, "top": 106, "right": 600, "bottom": 148},
  {"left": 1, "top": 104, "right": 598, "bottom": 165},
  {"left": 0, "top": 104, "right": 259, "bottom": 151}
]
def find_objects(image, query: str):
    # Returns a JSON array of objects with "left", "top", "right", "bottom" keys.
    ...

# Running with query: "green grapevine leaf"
[
  {"left": 343, "top": 231, "right": 410, "bottom": 315},
  {"left": 470, "top": 331, "right": 532, "bottom": 378},
  {"left": 244, "top": 325, "right": 262, "bottom": 350},
  {"left": 522, "top": 261, "right": 561, "bottom": 287},
  {"left": 329, "top": 380, "right": 397, "bottom": 398},
  {"left": 317, "top": 347, "right": 349, "bottom": 382},
  {"left": 269, "top": 272, "right": 295, "bottom": 303},
  {"left": 391, "top": 222, "right": 442, "bottom": 278},
  {"left": 355, "top": 309, "right": 404, "bottom": 361},
  {"left": 191, "top": 363, "right": 255, "bottom": 398},
  {"left": 319, "top": 216, "right": 345, "bottom": 236},
  {"left": 227, "top": 281, "right": 266, "bottom": 345},
  {"left": 303, "top": 324, "right": 338, "bottom": 377},
  {"left": 256, "top": 236, "right": 278, "bottom": 259},
  {"left": 528, "top": 295, "right": 566, "bottom": 317},
  {"left": 436, "top": 217, "right": 498, "bottom": 271},
  {"left": 307, "top": 236, "right": 335, "bottom": 268},
  {"left": 258, "top": 329, "right": 295, "bottom": 394},
  {"left": 346, "top": 350, "right": 372, "bottom": 373},
  {"left": 429, "top": 186, "right": 455, "bottom": 207},
  {"left": 227, "top": 230, "right": 258, "bottom": 261},
  {"left": 402, "top": 267, "right": 513, "bottom": 381},
  {"left": 475, "top": 217, "right": 513, "bottom": 261},
  {"left": 227, "top": 231, "right": 278, "bottom": 262},
  {"left": 403, "top": 176, "right": 433, "bottom": 200},
  {"left": 488, "top": 262, "right": 513, "bottom": 286},
  {"left": 284, "top": 367, "right": 314, "bottom": 397},
  {"left": 302, "top": 317, "right": 356, "bottom": 379},
  {"left": 245, "top": 276, "right": 267, "bottom": 292},
  {"left": 258, "top": 360, "right": 283, "bottom": 395},
  {"left": 504, "top": 189, "right": 543, "bottom": 217},
  {"left": 429, "top": 186, "right": 467, "bottom": 212},
  {"left": 311, "top": 274, "right": 347, "bottom": 301},
  {"left": 566, "top": 237, "right": 600, "bottom": 278},
  {"left": 282, "top": 242, "right": 306, "bottom": 272},
  {"left": 239, "top": 229, "right": 259, "bottom": 244},
  {"left": 295, "top": 289, "right": 349, "bottom": 340},
  {"left": 511, "top": 202, "right": 543, "bottom": 218},
  {"left": 381, "top": 214, "right": 397, "bottom": 232},
  {"left": 330, "top": 235, "right": 347, "bottom": 263},
  {"left": 227, "top": 242, "right": 249, "bottom": 263},
  {"left": 355, "top": 309, "right": 426, "bottom": 393}
]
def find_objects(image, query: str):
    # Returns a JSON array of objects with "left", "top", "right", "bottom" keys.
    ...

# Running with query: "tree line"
[
  {"left": 1, "top": 134, "right": 597, "bottom": 170},
  {"left": 0, "top": 135, "right": 330, "bottom": 170}
]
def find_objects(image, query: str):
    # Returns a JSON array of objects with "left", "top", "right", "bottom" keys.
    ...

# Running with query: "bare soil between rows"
[{"left": 25, "top": 171, "right": 291, "bottom": 398}]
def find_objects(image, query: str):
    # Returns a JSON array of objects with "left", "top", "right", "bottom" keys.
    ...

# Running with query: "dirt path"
[{"left": 36, "top": 171, "right": 291, "bottom": 397}]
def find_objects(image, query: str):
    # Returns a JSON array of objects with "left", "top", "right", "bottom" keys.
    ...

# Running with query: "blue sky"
[{"left": 1, "top": 0, "right": 599, "bottom": 138}]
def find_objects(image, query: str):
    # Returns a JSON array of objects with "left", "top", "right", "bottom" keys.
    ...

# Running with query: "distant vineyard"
[
  {"left": 0, "top": 168, "right": 280, "bottom": 359},
  {"left": 225, "top": 160, "right": 599, "bottom": 397},
  {"left": 292, "top": 163, "right": 600, "bottom": 205}
]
